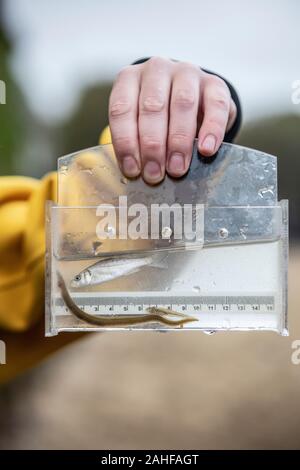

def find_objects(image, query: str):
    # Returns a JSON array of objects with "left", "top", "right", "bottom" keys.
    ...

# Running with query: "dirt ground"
[{"left": 0, "top": 247, "right": 299, "bottom": 450}]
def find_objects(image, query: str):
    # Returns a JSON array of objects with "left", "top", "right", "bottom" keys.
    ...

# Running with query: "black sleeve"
[{"left": 132, "top": 58, "right": 242, "bottom": 143}]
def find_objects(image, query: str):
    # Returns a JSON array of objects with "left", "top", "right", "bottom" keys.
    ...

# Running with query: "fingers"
[
  {"left": 109, "top": 65, "right": 141, "bottom": 177},
  {"left": 227, "top": 99, "right": 237, "bottom": 131},
  {"left": 198, "top": 74, "right": 231, "bottom": 156},
  {"left": 109, "top": 59, "right": 238, "bottom": 183},
  {"left": 167, "top": 63, "right": 200, "bottom": 177},
  {"left": 138, "top": 57, "right": 172, "bottom": 184}
]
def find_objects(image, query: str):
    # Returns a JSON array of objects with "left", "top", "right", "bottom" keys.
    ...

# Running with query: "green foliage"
[
  {"left": 56, "top": 82, "right": 112, "bottom": 157},
  {"left": 0, "top": 14, "right": 28, "bottom": 175}
]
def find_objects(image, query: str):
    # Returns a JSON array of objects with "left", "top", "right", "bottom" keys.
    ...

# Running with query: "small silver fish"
[{"left": 70, "top": 253, "right": 167, "bottom": 288}]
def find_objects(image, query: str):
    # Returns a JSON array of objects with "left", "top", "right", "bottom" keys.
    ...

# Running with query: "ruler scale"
[{"left": 54, "top": 293, "right": 276, "bottom": 316}]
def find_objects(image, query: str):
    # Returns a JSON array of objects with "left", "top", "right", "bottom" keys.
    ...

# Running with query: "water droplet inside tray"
[
  {"left": 218, "top": 228, "right": 228, "bottom": 239},
  {"left": 106, "top": 224, "right": 116, "bottom": 237},
  {"left": 193, "top": 286, "right": 201, "bottom": 293},
  {"left": 203, "top": 330, "right": 217, "bottom": 335},
  {"left": 239, "top": 224, "right": 249, "bottom": 240},
  {"left": 258, "top": 186, "right": 274, "bottom": 198}
]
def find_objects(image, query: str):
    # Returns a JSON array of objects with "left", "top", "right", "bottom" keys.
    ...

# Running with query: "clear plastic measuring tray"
[{"left": 45, "top": 141, "right": 288, "bottom": 336}]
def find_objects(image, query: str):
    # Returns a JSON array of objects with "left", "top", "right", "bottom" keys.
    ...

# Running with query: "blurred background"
[{"left": 0, "top": 0, "right": 300, "bottom": 449}]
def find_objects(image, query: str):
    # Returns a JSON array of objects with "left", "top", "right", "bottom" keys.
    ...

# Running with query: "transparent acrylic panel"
[
  {"left": 45, "top": 142, "right": 288, "bottom": 336},
  {"left": 46, "top": 202, "right": 288, "bottom": 335},
  {"left": 57, "top": 141, "right": 278, "bottom": 208}
]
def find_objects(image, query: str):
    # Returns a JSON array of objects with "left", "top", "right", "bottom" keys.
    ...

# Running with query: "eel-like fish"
[{"left": 57, "top": 272, "right": 197, "bottom": 328}]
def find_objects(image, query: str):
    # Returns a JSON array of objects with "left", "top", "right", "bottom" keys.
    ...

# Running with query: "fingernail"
[
  {"left": 168, "top": 153, "right": 185, "bottom": 175},
  {"left": 122, "top": 156, "right": 139, "bottom": 177},
  {"left": 143, "top": 161, "right": 162, "bottom": 183},
  {"left": 201, "top": 134, "right": 216, "bottom": 154}
]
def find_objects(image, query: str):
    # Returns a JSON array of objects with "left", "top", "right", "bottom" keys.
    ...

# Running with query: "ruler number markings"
[{"left": 56, "top": 295, "right": 275, "bottom": 315}]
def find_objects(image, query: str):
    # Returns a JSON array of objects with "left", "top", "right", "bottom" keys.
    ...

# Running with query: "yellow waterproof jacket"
[{"left": 0, "top": 128, "right": 111, "bottom": 383}]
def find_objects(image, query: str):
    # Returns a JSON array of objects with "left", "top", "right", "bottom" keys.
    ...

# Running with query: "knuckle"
[
  {"left": 109, "top": 100, "right": 132, "bottom": 118},
  {"left": 169, "top": 131, "right": 191, "bottom": 150},
  {"left": 206, "top": 74, "right": 225, "bottom": 88},
  {"left": 113, "top": 135, "right": 135, "bottom": 152},
  {"left": 147, "top": 56, "right": 169, "bottom": 69},
  {"left": 116, "top": 65, "right": 134, "bottom": 81},
  {"left": 177, "top": 61, "right": 199, "bottom": 75},
  {"left": 173, "top": 89, "right": 196, "bottom": 109},
  {"left": 140, "top": 135, "right": 164, "bottom": 154},
  {"left": 141, "top": 95, "right": 166, "bottom": 113},
  {"left": 207, "top": 82, "right": 230, "bottom": 110},
  {"left": 212, "top": 94, "right": 230, "bottom": 111}
]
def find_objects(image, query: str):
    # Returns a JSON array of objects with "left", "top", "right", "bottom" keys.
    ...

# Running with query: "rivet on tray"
[
  {"left": 218, "top": 227, "right": 229, "bottom": 239},
  {"left": 161, "top": 226, "right": 173, "bottom": 239}
]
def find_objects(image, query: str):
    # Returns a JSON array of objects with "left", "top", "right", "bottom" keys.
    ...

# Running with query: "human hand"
[{"left": 109, "top": 57, "right": 237, "bottom": 184}]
